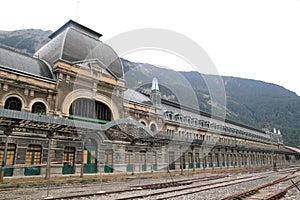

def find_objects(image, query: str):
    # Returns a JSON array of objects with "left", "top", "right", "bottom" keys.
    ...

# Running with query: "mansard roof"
[
  {"left": 35, "top": 20, "right": 123, "bottom": 79},
  {"left": 0, "top": 47, "right": 54, "bottom": 80},
  {"left": 124, "top": 89, "right": 153, "bottom": 105}
]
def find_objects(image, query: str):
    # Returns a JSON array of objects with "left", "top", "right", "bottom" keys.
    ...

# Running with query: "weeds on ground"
[{"left": 80, "top": 178, "right": 97, "bottom": 184}]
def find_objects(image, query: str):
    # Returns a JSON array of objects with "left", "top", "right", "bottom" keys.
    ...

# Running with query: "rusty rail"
[
  {"left": 117, "top": 176, "right": 265, "bottom": 200},
  {"left": 130, "top": 174, "right": 227, "bottom": 190},
  {"left": 221, "top": 175, "right": 296, "bottom": 200},
  {"left": 265, "top": 179, "right": 300, "bottom": 200},
  {"left": 43, "top": 174, "right": 230, "bottom": 200}
]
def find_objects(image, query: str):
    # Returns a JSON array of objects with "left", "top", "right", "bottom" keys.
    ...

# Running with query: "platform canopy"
[{"left": 0, "top": 109, "right": 189, "bottom": 144}]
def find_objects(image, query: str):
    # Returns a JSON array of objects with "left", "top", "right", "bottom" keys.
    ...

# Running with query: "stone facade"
[{"left": 0, "top": 20, "right": 297, "bottom": 179}]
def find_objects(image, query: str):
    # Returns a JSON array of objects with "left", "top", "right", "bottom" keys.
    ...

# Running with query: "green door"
[
  {"left": 188, "top": 153, "right": 193, "bottom": 169},
  {"left": 1, "top": 143, "right": 16, "bottom": 176},
  {"left": 24, "top": 166, "right": 40, "bottom": 176},
  {"left": 152, "top": 152, "right": 157, "bottom": 171},
  {"left": 83, "top": 147, "right": 97, "bottom": 173},
  {"left": 24, "top": 145, "right": 41, "bottom": 176},
  {"left": 221, "top": 154, "right": 225, "bottom": 167},
  {"left": 62, "top": 147, "right": 75, "bottom": 174},
  {"left": 104, "top": 151, "right": 113, "bottom": 173},
  {"left": 126, "top": 151, "right": 133, "bottom": 172},
  {"left": 140, "top": 152, "right": 146, "bottom": 171},
  {"left": 195, "top": 153, "right": 200, "bottom": 168}
]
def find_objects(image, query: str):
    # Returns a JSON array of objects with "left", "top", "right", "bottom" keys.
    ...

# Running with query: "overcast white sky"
[{"left": 1, "top": 0, "right": 300, "bottom": 95}]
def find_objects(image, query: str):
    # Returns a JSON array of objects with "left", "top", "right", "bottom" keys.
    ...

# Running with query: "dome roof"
[
  {"left": 0, "top": 47, "right": 53, "bottom": 79},
  {"left": 34, "top": 20, "right": 123, "bottom": 79}
]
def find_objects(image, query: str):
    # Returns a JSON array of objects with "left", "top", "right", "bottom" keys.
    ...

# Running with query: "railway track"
[
  {"left": 130, "top": 174, "right": 228, "bottom": 190},
  {"left": 220, "top": 167, "right": 300, "bottom": 200},
  {"left": 0, "top": 166, "right": 299, "bottom": 200},
  {"left": 265, "top": 179, "right": 300, "bottom": 200},
  {"left": 43, "top": 174, "right": 230, "bottom": 200},
  {"left": 114, "top": 176, "right": 265, "bottom": 200},
  {"left": 44, "top": 175, "right": 265, "bottom": 200},
  {"left": 221, "top": 175, "right": 296, "bottom": 200},
  {"left": 41, "top": 167, "right": 300, "bottom": 200}
]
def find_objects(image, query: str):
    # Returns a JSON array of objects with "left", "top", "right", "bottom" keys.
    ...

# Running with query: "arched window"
[
  {"left": 140, "top": 121, "right": 146, "bottom": 126},
  {"left": 4, "top": 97, "right": 22, "bottom": 111},
  {"left": 150, "top": 124, "right": 157, "bottom": 132},
  {"left": 69, "top": 98, "right": 111, "bottom": 123},
  {"left": 164, "top": 111, "right": 174, "bottom": 121},
  {"left": 32, "top": 102, "right": 46, "bottom": 114},
  {"left": 187, "top": 118, "right": 191, "bottom": 125}
]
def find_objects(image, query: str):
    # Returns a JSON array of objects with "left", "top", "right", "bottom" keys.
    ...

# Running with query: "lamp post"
[
  {"left": 0, "top": 128, "right": 12, "bottom": 182},
  {"left": 167, "top": 147, "right": 170, "bottom": 173},
  {"left": 180, "top": 146, "right": 183, "bottom": 175},
  {"left": 46, "top": 131, "right": 54, "bottom": 197},
  {"left": 80, "top": 134, "right": 85, "bottom": 178}
]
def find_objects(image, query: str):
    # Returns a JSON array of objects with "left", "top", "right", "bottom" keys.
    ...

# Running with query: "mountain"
[
  {"left": 123, "top": 59, "right": 300, "bottom": 147},
  {"left": 0, "top": 28, "right": 299, "bottom": 147},
  {"left": 0, "top": 29, "right": 51, "bottom": 54}
]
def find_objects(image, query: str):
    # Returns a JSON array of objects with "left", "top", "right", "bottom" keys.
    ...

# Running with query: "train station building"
[{"left": 0, "top": 20, "right": 298, "bottom": 179}]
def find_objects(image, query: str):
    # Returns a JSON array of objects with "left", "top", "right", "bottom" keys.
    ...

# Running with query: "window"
[
  {"left": 63, "top": 146, "right": 75, "bottom": 165},
  {"left": 125, "top": 150, "right": 133, "bottom": 164},
  {"left": 25, "top": 145, "right": 42, "bottom": 165},
  {"left": 140, "top": 151, "right": 146, "bottom": 171},
  {"left": 104, "top": 150, "right": 113, "bottom": 173},
  {"left": 175, "top": 114, "right": 183, "bottom": 122},
  {"left": 140, "top": 121, "right": 146, "bottom": 126},
  {"left": 32, "top": 102, "right": 46, "bottom": 114},
  {"left": 0, "top": 143, "right": 16, "bottom": 166},
  {"left": 4, "top": 97, "right": 22, "bottom": 111},
  {"left": 83, "top": 149, "right": 96, "bottom": 164},
  {"left": 187, "top": 118, "right": 191, "bottom": 125},
  {"left": 168, "top": 113, "right": 173, "bottom": 121},
  {"left": 150, "top": 124, "right": 157, "bottom": 132},
  {"left": 151, "top": 152, "right": 157, "bottom": 171},
  {"left": 125, "top": 150, "right": 133, "bottom": 172},
  {"left": 199, "top": 120, "right": 204, "bottom": 127},
  {"left": 69, "top": 98, "right": 111, "bottom": 123},
  {"left": 62, "top": 146, "right": 76, "bottom": 174}
]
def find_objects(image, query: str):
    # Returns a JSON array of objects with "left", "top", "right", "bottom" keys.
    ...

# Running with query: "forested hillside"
[
  {"left": 0, "top": 28, "right": 299, "bottom": 147},
  {"left": 123, "top": 59, "right": 300, "bottom": 147}
]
